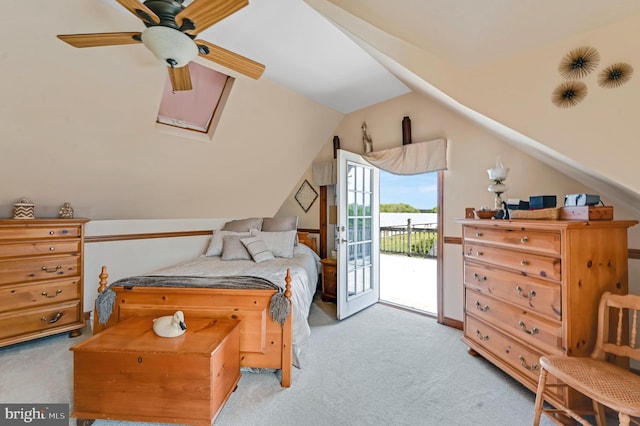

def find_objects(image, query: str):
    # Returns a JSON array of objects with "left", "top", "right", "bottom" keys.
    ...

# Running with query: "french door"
[{"left": 336, "top": 149, "right": 380, "bottom": 320}]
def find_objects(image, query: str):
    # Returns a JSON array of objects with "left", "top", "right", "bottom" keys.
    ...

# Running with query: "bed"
[{"left": 92, "top": 220, "right": 321, "bottom": 388}]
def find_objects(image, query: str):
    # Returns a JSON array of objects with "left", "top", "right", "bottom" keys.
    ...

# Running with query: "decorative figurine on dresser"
[
  {"left": 0, "top": 217, "right": 90, "bottom": 347},
  {"left": 455, "top": 217, "right": 637, "bottom": 412},
  {"left": 58, "top": 202, "right": 74, "bottom": 219}
]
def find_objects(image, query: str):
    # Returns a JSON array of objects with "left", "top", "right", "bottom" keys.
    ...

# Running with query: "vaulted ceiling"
[{"left": 4, "top": 0, "right": 640, "bottom": 219}]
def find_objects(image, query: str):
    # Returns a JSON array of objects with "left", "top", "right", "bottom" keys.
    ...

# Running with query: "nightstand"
[{"left": 320, "top": 258, "right": 337, "bottom": 302}]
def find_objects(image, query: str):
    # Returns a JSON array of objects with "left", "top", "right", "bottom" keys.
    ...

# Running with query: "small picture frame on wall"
[{"left": 295, "top": 180, "right": 318, "bottom": 213}]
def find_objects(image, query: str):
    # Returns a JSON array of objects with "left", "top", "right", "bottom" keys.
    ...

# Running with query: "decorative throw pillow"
[
  {"left": 240, "top": 236, "right": 275, "bottom": 263},
  {"left": 250, "top": 229, "right": 297, "bottom": 258},
  {"left": 221, "top": 217, "right": 263, "bottom": 232},
  {"left": 221, "top": 235, "right": 252, "bottom": 261},
  {"left": 261, "top": 216, "right": 298, "bottom": 231},
  {"left": 205, "top": 230, "right": 251, "bottom": 256},
  {"left": 262, "top": 216, "right": 299, "bottom": 245}
]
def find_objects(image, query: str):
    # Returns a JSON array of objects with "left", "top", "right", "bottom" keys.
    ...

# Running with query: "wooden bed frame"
[{"left": 92, "top": 231, "right": 318, "bottom": 388}]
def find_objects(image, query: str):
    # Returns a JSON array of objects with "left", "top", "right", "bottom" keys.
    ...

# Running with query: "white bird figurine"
[{"left": 152, "top": 311, "right": 187, "bottom": 338}]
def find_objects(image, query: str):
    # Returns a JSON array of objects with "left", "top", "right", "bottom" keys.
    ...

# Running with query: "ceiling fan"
[{"left": 57, "top": 0, "right": 265, "bottom": 91}]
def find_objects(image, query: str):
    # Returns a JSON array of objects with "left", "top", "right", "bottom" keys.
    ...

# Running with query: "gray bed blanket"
[{"left": 95, "top": 275, "right": 290, "bottom": 326}]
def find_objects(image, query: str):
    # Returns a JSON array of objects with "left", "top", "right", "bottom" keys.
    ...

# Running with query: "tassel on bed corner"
[
  {"left": 95, "top": 288, "right": 116, "bottom": 325},
  {"left": 270, "top": 291, "right": 291, "bottom": 326}
]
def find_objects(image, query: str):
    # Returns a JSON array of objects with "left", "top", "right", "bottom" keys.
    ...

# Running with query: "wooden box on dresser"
[
  {"left": 455, "top": 218, "right": 637, "bottom": 411},
  {"left": 0, "top": 218, "right": 90, "bottom": 347}
]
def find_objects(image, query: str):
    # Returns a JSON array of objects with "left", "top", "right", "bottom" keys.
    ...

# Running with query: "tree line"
[{"left": 380, "top": 203, "right": 437, "bottom": 213}]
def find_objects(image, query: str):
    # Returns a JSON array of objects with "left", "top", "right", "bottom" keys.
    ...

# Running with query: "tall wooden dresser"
[
  {"left": 456, "top": 219, "right": 637, "bottom": 410},
  {"left": 0, "top": 218, "right": 90, "bottom": 347}
]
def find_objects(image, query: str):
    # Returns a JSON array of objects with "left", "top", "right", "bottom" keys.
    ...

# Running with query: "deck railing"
[{"left": 380, "top": 219, "right": 438, "bottom": 258}]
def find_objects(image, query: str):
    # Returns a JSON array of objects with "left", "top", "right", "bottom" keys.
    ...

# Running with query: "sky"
[{"left": 379, "top": 170, "right": 438, "bottom": 210}]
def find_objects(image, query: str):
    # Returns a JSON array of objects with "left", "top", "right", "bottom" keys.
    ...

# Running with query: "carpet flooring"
[{"left": 0, "top": 295, "right": 593, "bottom": 425}]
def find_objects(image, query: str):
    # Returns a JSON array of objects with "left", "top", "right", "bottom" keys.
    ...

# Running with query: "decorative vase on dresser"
[
  {"left": 0, "top": 218, "right": 90, "bottom": 347},
  {"left": 455, "top": 218, "right": 637, "bottom": 411}
]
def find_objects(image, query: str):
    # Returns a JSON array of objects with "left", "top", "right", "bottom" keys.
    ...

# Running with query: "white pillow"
[
  {"left": 250, "top": 229, "right": 297, "bottom": 258},
  {"left": 205, "top": 230, "right": 251, "bottom": 256},
  {"left": 241, "top": 236, "right": 275, "bottom": 263}
]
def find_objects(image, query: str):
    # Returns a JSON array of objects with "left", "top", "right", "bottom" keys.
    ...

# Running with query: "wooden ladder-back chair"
[{"left": 533, "top": 291, "right": 640, "bottom": 426}]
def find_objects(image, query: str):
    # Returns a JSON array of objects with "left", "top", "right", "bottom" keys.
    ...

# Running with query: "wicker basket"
[
  {"left": 509, "top": 207, "right": 560, "bottom": 220},
  {"left": 13, "top": 198, "right": 35, "bottom": 219}
]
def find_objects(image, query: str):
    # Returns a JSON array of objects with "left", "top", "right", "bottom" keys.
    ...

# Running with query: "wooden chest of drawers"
[
  {"left": 457, "top": 219, "right": 637, "bottom": 410},
  {"left": 71, "top": 317, "right": 241, "bottom": 426},
  {"left": 0, "top": 218, "right": 89, "bottom": 347}
]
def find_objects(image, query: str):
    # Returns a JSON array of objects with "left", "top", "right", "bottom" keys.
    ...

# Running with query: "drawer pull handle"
[
  {"left": 41, "top": 289, "right": 63, "bottom": 298},
  {"left": 518, "top": 355, "right": 539, "bottom": 371},
  {"left": 518, "top": 320, "right": 539, "bottom": 335},
  {"left": 41, "top": 265, "right": 62, "bottom": 273},
  {"left": 475, "top": 329, "right": 489, "bottom": 341},
  {"left": 520, "top": 237, "right": 529, "bottom": 243},
  {"left": 41, "top": 312, "right": 63, "bottom": 324},
  {"left": 520, "top": 260, "right": 529, "bottom": 266},
  {"left": 515, "top": 286, "right": 537, "bottom": 299},
  {"left": 473, "top": 272, "right": 487, "bottom": 282},
  {"left": 49, "top": 231, "right": 55, "bottom": 235},
  {"left": 474, "top": 301, "right": 489, "bottom": 312},
  {"left": 475, "top": 251, "right": 484, "bottom": 256},
  {"left": 475, "top": 232, "right": 483, "bottom": 237},
  {"left": 49, "top": 246, "right": 56, "bottom": 251}
]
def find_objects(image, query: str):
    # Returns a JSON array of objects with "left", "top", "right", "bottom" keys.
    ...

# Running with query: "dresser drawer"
[
  {"left": 465, "top": 290, "right": 562, "bottom": 356},
  {"left": 464, "top": 261, "right": 562, "bottom": 321},
  {"left": 0, "top": 225, "right": 81, "bottom": 241},
  {"left": 0, "top": 301, "right": 81, "bottom": 340},
  {"left": 463, "top": 226, "right": 561, "bottom": 256},
  {"left": 0, "top": 255, "right": 81, "bottom": 285},
  {"left": 465, "top": 315, "right": 561, "bottom": 398},
  {"left": 0, "top": 240, "right": 80, "bottom": 259},
  {"left": 464, "top": 243, "right": 561, "bottom": 282},
  {"left": 0, "top": 278, "right": 80, "bottom": 312}
]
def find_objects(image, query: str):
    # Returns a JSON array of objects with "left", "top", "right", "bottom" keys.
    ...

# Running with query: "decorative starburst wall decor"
[
  {"left": 598, "top": 62, "right": 633, "bottom": 88},
  {"left": 558, "top": 46, "right": 600, "bottom": 79},
  {"left": 552, "top": 81, "right": 588, "bottom": 108}
]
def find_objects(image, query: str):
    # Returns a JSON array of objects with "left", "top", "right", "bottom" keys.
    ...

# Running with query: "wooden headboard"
[{"left": 297, "top": 231, "right": 318, "bottom": 254}]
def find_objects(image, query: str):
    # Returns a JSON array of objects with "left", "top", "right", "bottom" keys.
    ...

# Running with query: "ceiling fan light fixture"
[{"left": 141, "top": 26, "right": 198, "bottom": 68}]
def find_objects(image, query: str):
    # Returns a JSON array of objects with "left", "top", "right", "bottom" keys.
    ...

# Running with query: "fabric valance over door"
[{"left": 362, "top": 138, "right": 447, "bottom": 175}]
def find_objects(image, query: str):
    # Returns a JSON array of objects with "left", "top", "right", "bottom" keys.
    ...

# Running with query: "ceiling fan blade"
[
  {"left": 57, "top": 32, "right": 142, "bottom": 48},
  {"left": 196, "top": 40, "right": 265, "bottom": 79},
  {"left": 168, "top": 65, "right": 193, "bottom": 91},
  {"left": 115, "top": 0, "right": 159, "bottom": 24},
  {"left": 176, "top": 0, "right": 248, "bottom": 35}
]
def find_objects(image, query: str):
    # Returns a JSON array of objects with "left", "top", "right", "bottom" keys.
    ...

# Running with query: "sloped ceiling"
[
  {"left": 306, "top": 0, "right": 640, "bottom": 217},
  {"left": 3, "top": 0, "right": 640, "bottom": 219}
]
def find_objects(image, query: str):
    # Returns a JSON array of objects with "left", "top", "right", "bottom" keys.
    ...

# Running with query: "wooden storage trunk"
[
  {"left": 72, "top": 316, "right": 241, "bottom": 426},
  {"left": 559, "top": 205, "right": 613, "bottom": 221}
]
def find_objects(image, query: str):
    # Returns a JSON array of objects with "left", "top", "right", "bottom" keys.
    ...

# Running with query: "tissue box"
[{"left": 529, "top": 195, "right": 557, "bottom": 209}]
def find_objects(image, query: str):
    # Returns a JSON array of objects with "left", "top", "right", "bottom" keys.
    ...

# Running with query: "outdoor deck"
[{"left": 379, "top": 253, "right": 437, "bottom": 314}]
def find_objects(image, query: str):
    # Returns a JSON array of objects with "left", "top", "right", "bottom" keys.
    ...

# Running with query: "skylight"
[{"left": 157, "top": 62, "right": 232, "bottom": 135}]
